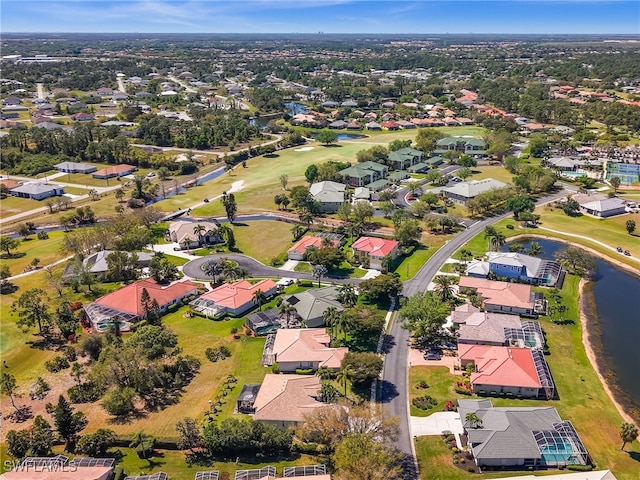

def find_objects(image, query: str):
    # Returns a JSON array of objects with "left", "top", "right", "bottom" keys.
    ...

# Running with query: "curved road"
[
  {"left": 183, "top": 253, "right": 365, "bottom": 284},
  {"left": 381, "top": 189, "right": 568, "bottom": 477}
]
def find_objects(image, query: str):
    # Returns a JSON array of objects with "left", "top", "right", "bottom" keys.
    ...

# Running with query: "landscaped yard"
[
  {"left": 410, "top": 366, "right": 460, "bottom": 417},
  {"left": 410, "top": 274, "right": 640, "bottom": 479},
  {"left": 392, "top": 236, "right": 452, "bottom": 281}
]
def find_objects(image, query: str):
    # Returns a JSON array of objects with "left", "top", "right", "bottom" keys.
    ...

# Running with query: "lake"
[{"left": 504, "top": 238, "right": 640, "bottom": 420}]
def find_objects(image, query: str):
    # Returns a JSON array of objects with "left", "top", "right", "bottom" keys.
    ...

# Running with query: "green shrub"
[
  {"left": 63, "top": 346, "right": 77, "bottom": 362},
  {"left": 295, "top": 368, "right": 314, "bottom": 375},
  {"left": 567, "top": 465, "right": 594, "bottom": 472},
  {"left": 271, "top": 362, "right": 280, "bottom": 374},
  {"left": 506, "top": 224, "right": 515, "bottom": 230},
  {"left": 205, "top": 346, "right": 232, "bottom": 362},
  {"left": 44, "top": 356, "right": 70, "bottom": 373},
  {"left": 467, "top": 466, "right": 475, "bottom": 472},
  {"left": 68, "top": 381, "right": 104, "bottom": 403},
  {"left": 412, "top": 395, "right": 438, "bottom": 410}
]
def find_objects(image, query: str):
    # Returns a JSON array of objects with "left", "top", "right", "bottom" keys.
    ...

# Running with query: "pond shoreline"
[
  {"left": 579, "top": 278, "right": 638, "bottom": 426},
  {"left": 508, "top": 233, "right": 640, "bottom": 426}
]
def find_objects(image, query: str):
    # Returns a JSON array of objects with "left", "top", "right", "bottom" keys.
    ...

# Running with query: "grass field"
[
  {"left": 410, "top": 274, "right": 640, "bottom": 479},
  {"left": 231, "top": 220, "right": 294, "bottom": 265},
  {"left": 469, "top": 165, "right": 516, "bottom": 185},
  {"left": 392, "top": 240, "right": 448, "bottom": 281},
  {"left": 0, "top": 195, "right": 44, "bottom": 216},
  {"left": 0, "top": 229, "right": 68, "bottom": 277},
  {"left": 535, "top": 206, "right": 640, "bottom": 258}
]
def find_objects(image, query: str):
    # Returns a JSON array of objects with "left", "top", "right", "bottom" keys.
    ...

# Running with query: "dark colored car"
[
  {"left": 424, "top": 352, "right": 442, "bottom": 361},
  {"left": 624, "top": 250, "right": 631, "bottom": 256},
  {"left": 203, "top": 198, "right": 209, "bottom": 203},
  {"left": 616, "top": 246, "right": 623, "bottom": 252}
]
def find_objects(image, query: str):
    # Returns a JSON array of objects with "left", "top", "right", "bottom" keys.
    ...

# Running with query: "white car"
[{"left": 146, "top": 172, "right": 157, "bottom": 178}]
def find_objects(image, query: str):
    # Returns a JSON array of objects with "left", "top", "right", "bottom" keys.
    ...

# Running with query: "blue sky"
[{"left": 2, "top": 1, "right": 639, "bottom": 34}]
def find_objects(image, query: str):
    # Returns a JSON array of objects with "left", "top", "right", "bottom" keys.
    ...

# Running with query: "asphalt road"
[
  {"left": 182, "top": 253, "right": 364, "bottom": 284},
  {"left": 381, "top": 188, "right": 568, "bottom": 477}
]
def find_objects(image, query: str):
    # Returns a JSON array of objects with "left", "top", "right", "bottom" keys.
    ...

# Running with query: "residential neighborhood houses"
[{"left": 1, "top": 31, "right": 639, "bottom": 480}]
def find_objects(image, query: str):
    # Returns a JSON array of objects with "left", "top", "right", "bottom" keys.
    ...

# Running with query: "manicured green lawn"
[
  {"left": 109, "top": 446, "right": 324, "bottom": 480},
  {"left": 230, "top": 220, "right": 294, "bottom": 265},
  {"left": 415, "top": 436, "right": 562, "bottom": 480},
  {"left": 183, "top": 128, "right": 486, "bottom": 218},
  {"left": 535, "top": 206, "right": 640, "bottom": 258},
  {"left": 294, "top": 261, "right": 367, "bottom": 278},
  {"left": 392, "top": 238, "right": 451, "bottom": 281},
  {"left": 410, "top": 366, "right": 460, "bottom": 417},
  {"left": 469, "top": 165, "right": 515, "bottom": 185},
  {"left": 0, "top": 230, "right": 68, "bottom": 277},
  {"left": 0, "top": 195, "right": 43, "bottom": 216}
]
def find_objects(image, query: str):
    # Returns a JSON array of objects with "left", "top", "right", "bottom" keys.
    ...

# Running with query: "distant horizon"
[
  {"left": 3, "top": 32, "right": 640, "bottom": 36},
  {"left": 2, "top": 1, "right": 639, "bottom": 35}
]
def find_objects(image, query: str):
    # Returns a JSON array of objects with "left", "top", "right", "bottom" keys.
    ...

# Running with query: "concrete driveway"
[{"left": 410, "top": 411, "right": 463, "bottom": 437}]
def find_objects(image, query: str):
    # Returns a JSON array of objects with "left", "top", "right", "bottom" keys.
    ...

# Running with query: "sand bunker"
[{"left": 294, "top": 146, "right": 315, "bottom": 152}]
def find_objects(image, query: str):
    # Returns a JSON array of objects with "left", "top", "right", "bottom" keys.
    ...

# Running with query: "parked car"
[
  {"left": 616, "top": 246, "right": 623, "bottom": 252},
  {"left": 203, "top": 198, "right": 209, "bottom": 203},
  {"left": 624, "top": 250, "right": 631, "bottom": 256},
  {"left": 424, "top": 352, "right": 442, "bottom": 361}
]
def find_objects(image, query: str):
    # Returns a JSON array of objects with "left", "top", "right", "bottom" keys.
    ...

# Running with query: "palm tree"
[
  {"left": 222, "top": 262, "right": 240, "bottom": 281},
  {"left": 433, "top": 275, "right": 456, "bottom": 302},
  {"left": 252, "top": 289, "right": 267, "bottom": 311},
  {"left": 193, "top": 224, "right": 206, "bottom": 245},
  {"left": 300, "top": 211, "right": 314, "bottom": 228},
  {"left": 291, "top": 224, "right": 306, "bottom": 241},
  {"left": 484, "top": 225, "right": 498, "bottom": 250},
  {"left": 312, "top": 264, "right": 328, "bottom": 288},
  {"left": 489, "top": 232, "right": 506, "bottom": 252},
  {"left": 279, "top": 303, "right": 297, "bottom": 328},
  {"left": 459, "top": 249, "right": 473, "bottom": 266},
  {"left": 130, "top": 431, "right": 155, "bottom": 459},
  {"left": 334, "top": 311, "right": 353, "bottom": 341},
  {"left": 323, "top": 306, "right": 340, "bottom": 338},
  {"left": 336, "top": 366, "right": 353, "bottom": 397},
  {"left": 203, "top": 259, "right": 223, "bottom": 283},
  {"left": 620, "top": 422, "right": 638, "bottom": 451},
  {"left": 464, "top": 412, "right": 483, "bottom": 429},
  {"left": 338, "top": 283, "right": 358, "bottom": 308},
  {"left": 406, "top": 179, "right": 423, "bottom": 197},
  {"left": 527, "top": 241, "right": 543, "bottom": 257}
]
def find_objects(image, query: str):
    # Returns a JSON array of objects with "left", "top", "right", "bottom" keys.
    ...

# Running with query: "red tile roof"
[
  {"left": 199, "top": 279, "right": 277, "bottom": 310},
  {"left": 288, "top": 236, "right": 338, "bottom": 255},
  {"left": 93, "top": 164, "right": 135, "bottom": 177},
  {"left": 352, "top": 236, "right": 399, "bottom": 258},
  {"left": 95, "top": 278, "right": 199, "bottom": 316},
  {"left": 273, "top": 328, "right": 348, "bottom": 368},
  {"left": 458, "top": 277, "right": 534, "bottom": 310},
  {"left": 459, "top": 344, "right": 541, "bottom": 389},
  {"left": 1, "top": 179, "right": 20, "bottom": 190}
]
